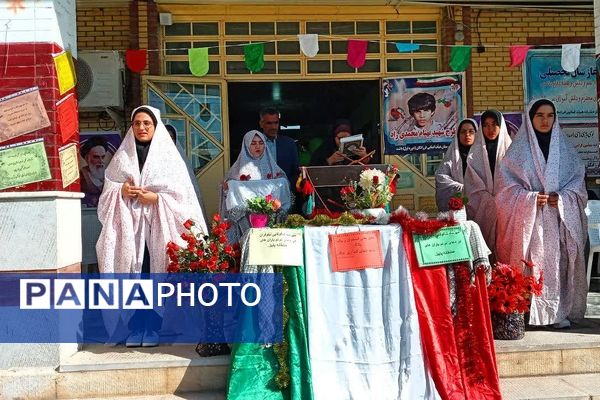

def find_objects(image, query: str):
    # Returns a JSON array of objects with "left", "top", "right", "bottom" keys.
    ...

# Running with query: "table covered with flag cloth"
[{"left": 227, "top": 223, "right": 501, "bottom": 400}]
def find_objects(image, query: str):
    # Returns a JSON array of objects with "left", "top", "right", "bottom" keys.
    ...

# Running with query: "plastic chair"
[{"left": 585, "top": 200, "right": 600, "bottom": 289}]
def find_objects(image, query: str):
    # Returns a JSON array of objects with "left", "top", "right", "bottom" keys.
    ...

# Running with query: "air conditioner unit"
[{"left": 75, "top": 51, "right": 124, "bottom": 109}]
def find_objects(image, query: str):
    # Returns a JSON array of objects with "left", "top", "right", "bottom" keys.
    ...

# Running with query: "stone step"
[
  {"left": 14, "top": 292, "right": 600, "bottom": 398},
  {"left": 501, "top": 373, "right": 600, "bottom": 400},
  {"left": 56, "top": 345, "right": 229, "bottom": 399},
  {"left": 495, "top": 317, "right": 600, "bottom": 378},
  {"left": 586, "top": 290, "right": 600, "bottom": 307}
]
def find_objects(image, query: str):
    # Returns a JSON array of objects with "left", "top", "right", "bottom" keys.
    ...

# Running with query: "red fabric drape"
[
  {"left": 403, "top": 231, "right": 465, "bottom": 399},
  {"left": 402, "top": 230, "right": 502, "bottom": 400},
  {"left": 453, "top": 265, "right": 502, "bottom": 400}
]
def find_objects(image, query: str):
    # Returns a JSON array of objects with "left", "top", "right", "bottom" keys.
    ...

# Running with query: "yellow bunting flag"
[{"left": 53, "top": 51, "right": 77, "bottom": 95}]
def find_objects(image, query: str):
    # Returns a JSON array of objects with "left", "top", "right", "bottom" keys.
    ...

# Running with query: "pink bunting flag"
[
  {"left": 347, "top": 39, "right": 368, "bottom": 69},
  {"left": 509, "top": 45, "right": 531, "bottom": 68},
  {"left": 126, "top": 49, "right": 147, "bottom": 73}
]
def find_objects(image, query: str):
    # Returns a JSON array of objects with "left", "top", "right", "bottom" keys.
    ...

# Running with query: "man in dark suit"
[{"left": 259, "top": 108, "right": 300, "bottom": 194}]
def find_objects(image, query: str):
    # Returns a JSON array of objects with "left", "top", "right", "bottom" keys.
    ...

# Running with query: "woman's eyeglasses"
[{"left": 133, "top": 121, "right": 154, "bottom": 128}]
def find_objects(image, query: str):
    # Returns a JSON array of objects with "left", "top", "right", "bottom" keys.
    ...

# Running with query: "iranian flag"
[{"left": 415, "top": 76, "right": 458, "bottom": 87}]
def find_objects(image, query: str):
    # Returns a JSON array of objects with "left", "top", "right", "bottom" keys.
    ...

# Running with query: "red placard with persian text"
[{"left": 328, "top": 230, "right": 384, "bottom": 272}]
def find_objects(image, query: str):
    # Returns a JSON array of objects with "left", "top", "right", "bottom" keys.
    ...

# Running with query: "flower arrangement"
[
  {"left": 448, "top": 192, "right": 469, "bottom": 211},
  {"left": 340, "top": 165, "right": 399, "bottom": 209},
  {"left": 488, "top": 260, "right": 544, "bottom": 314},
  {"left": 166, "top": 214, "right": 240, "bottom": 273},
  {"left": 246, "top": 194, "right": 282, "bottom": 215}
]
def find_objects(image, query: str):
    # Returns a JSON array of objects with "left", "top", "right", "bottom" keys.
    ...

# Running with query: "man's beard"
[{"left": 89, "top": 164, "right": 105, "bottom": 180}]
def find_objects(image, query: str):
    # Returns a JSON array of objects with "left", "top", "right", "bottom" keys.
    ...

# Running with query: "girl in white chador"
[
  {"left": 495, "top": 99, "right": 587, "bottom": 328},
  {"left": 464, "top": 110, "right": 512, "bottom": 256},
  {"left": 96, "top": 105, "right": 208, "bottom": 345},
  {"left": 219, "top": 130, "right": 291, "bottom": 243},
  {"left": 435, "top": 118, "right": 477, "bottom": 211}
]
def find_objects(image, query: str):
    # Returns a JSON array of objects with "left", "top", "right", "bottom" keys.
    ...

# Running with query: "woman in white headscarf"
[
  {"left": 464, "top": 110, "right": 512, "bottom": 256},
  {"left": 96, "top": 106, "right": 208, "bottom": 345},
  {"left": 435, "top": 118, "right": 477, "bottom": 211},
  {"left": 495, "top": 99, "right": 587, "bottom": 328},
  {"left": 97, "top": 106, "right": 207, "bottom": 274},
  {"left": 220, "top": 130, "right": 291, "bottom": 243}
]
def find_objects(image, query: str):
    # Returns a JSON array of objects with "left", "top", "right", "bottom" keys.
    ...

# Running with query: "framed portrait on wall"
[{"left": 79, "top": 131, "right": 122, "bottom": 208}]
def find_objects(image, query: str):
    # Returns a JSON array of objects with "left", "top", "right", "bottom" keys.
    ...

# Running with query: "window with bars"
[
  {"left": 162, "top": 18, "right": 440, "bottom": 77},
  {"left": 400, "top": 152, "right": 445, "bottom": 178}
]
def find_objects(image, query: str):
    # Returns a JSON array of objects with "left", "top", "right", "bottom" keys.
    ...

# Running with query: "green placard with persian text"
[
  {"left": 413, "top": 225, "right": 472, "bottom": 267},
  {"left": 0, "top": 139, "right": 51, "bottom": 190}
]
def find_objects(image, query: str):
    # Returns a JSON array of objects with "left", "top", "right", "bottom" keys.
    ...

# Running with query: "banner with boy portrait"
[{"left": 383, "top": 72, "right": 466, "bottom": 155}]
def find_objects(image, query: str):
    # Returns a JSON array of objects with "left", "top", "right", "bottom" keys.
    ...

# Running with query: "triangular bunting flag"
[
  {"left": 125, "top": 49, "right": 147, "bottom": 73},
  {"left": 298, "top": 34, "right": 319, "bottom": 57},
  {"left": 56, "top": 93, "right": 79, "bottom": 143},
  {"left": 53, "top": 51, "right": 77, "bottom": 95},
  {"left": 244, "top": 43, "right": 265, "bottom": 72},
  {"left": 188, "top": 48, "right": 209, "bottom": 77},
  {"left": 347, "top": 39, "right": 368, "bottom": 69},
  {"left": 561, "top": 43, "right": 581, "bottom": 73},
  {"left": 449, "top": 46, "right": 471, "bottom": 72},
  {"left": 509, "top": 45, "right": 531, "bottom": 68},
  {"left": 395, "top": 43, "right": 420, "bottom": 53}
]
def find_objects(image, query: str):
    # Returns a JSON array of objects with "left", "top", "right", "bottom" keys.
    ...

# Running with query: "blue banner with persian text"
[
  {"left": 524, "top": 48, "right": 597, "bottom": 122},
  {"left": 0, "top": 273, "right": 283, "bottom": 344},
  {"left": 524, "top": 48, "right": 600, "bottom": 174}
]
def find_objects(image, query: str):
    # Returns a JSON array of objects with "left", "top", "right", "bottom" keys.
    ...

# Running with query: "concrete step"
[
  {"left": 495, "top": 317, "right": 600, "bottom": 378},
  {"left": 56, "top": 345, "right": 229, "bottom": 399},
  {"left": 586, "top": 291, "right": 600, "bottom": 312},
  {"left": 501, "top": 373, "right": 600, "bottom": 400},
  {"left": 10, "top": 292, "right": 600, "bottom": 398}
]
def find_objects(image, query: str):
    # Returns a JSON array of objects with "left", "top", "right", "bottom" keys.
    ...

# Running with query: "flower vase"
[
  {"left": 451, "top": 207, "right": 467, "bottom": 223},
  {"left": 249, "top": 213, "right": 269, "bottom": 228},
  {"left": 352, "top": 208, "right": 389, "bottom": 224},
  {"left": 491, "top": 312, "right": 525, "bottom": 340}
]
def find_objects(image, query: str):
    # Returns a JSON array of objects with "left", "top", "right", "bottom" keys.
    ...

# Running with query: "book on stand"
[{"left": 339, "top": 134, "right": 363, "bottom": 156}]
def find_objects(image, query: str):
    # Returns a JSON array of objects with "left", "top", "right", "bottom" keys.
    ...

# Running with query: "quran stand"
[{"left": 342, "top": 150, "right": 376, "bottom": 166}]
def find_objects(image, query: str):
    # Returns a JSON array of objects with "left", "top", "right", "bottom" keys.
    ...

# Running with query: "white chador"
[
  {"left": 495, "top": 99, "right": 588, "bottom": 325},
  {"left": 435, "top": 118, "right": 477, "bottom": 212},
  {"left": 464, "top": 112, "right": 512, "bottom": 254},
  {"left": 96, "top": 106, "right": 207, "bottom": 273}
]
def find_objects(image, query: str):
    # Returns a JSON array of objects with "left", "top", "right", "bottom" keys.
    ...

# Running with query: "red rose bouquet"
[
  {"left": 166, "top": 214, "right": 240, "bottom": 273},
  {"left": 488, "top": 260, "right": 544, "bottom": 314}
]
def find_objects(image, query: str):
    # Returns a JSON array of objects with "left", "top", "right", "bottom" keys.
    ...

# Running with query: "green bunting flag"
[
  {"left": 449, "top": 46, "right": 472, "bottom": 72},
  {"left": 244, "top": 43, "right": 265, "bottom": 72},
  {"left": 188, "top": 48, "right": 209, "bottom": 77}
]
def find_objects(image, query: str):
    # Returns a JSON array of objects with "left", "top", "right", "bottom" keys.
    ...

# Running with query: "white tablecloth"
[{"left": 303, "top": 224, "right": 440, "bottom": 400}]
